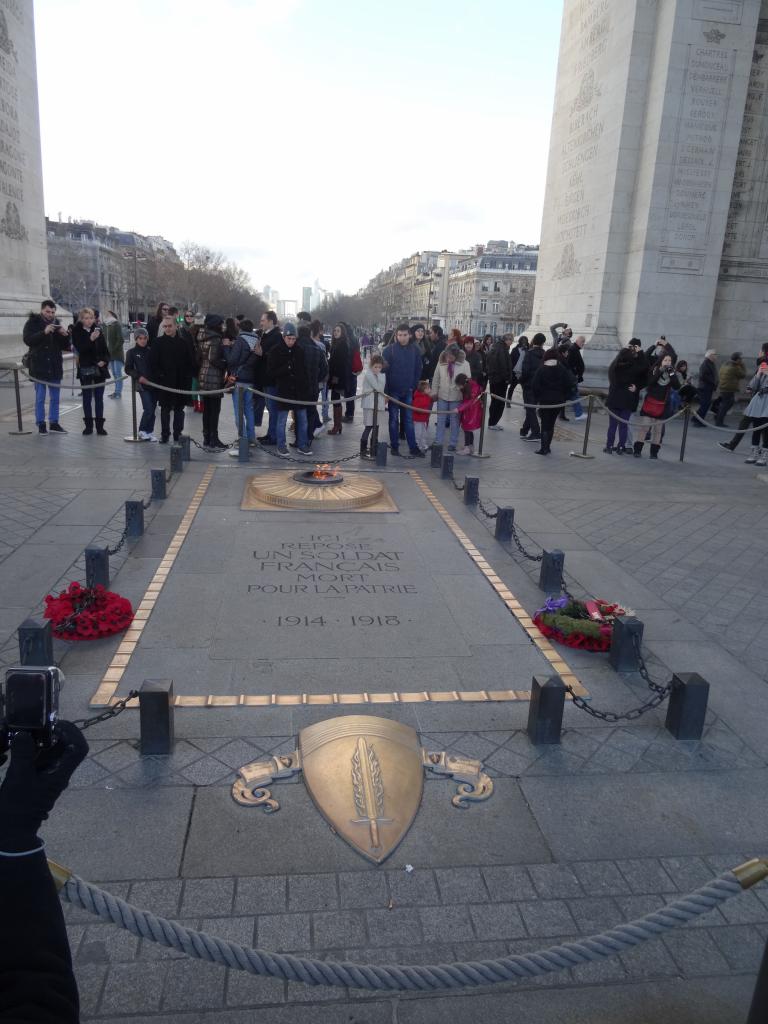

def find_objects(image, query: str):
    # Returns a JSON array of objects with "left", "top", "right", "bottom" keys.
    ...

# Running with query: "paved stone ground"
[{"left": 1, "top": 386, "right": 767, "bottom": 1023}]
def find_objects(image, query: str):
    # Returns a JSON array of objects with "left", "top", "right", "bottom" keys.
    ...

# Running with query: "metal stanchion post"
[
  {"left": 570, "top": 393, "right": 595, "bottom": 459},
  {"left": 473, "top": 391, "right": 491, "bottom": 459},
  {"left": 368, "top": 391, "right": 379, "bottom": 462},
  {"left": 124, "top": 377, "right": 142, "bottom": 442},
  {"left": 9, "top": 368, "right": 31, "bottom": 435},
  {"left": 748, "top": 936, "right": 768, "bottom": 1024},
  {"left": 679, "top": 406, "right": 691, "bottom": 463}
]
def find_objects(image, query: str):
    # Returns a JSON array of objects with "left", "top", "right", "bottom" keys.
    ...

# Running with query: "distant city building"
[
  {"left": 46, "top": 217, "right": 180, "bottom": 322},
  {"left": 359, "top": 240, "right": 538, "bottom": 335},
  {"left": 301, "top": 286, "right": 312, "bottom": 312},
  {"left": 276, "top": 298, "right": 297, "bottom": 319}
]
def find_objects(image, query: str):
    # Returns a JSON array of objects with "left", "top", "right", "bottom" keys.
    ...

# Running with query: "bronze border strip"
[
  {"left": 90, "top": 465, "right": 216, "bottom": 706},
  {"left": 407, "top": 470, "right": 587, "bottom": 697}
]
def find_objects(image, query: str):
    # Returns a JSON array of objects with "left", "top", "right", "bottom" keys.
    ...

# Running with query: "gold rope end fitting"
[
  {"left": 47, "top": 858, "right": 72, "bottom": 892},
  {"left": 732, "top": 858, "right": 768, "bottom": 890}
]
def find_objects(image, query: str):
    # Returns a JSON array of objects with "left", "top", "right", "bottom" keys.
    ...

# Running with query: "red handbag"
[
  {"left": 352, "top": 348, "right": 363, "bottom": 374},
  {"left": 640, "top": 395, "right": 666, "bottom": 417}
]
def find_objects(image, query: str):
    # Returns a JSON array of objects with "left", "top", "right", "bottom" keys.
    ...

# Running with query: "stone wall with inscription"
[
  {"left": 0, "top": 0, "right": 48, "bottom": 356},
  {"left": 532, "top": 0, "right": 763, "bottom": 374}
]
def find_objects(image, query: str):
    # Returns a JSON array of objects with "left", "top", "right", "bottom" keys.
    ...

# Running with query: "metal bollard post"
[
  {"left": 9, "top": 368, "right": 31, "bottom": 435},
  {"left": 85, "top": 546, "right": 110, "bottom": 588},
  {"left": 609, "top": 616, "right": 644, "bottom": 672},
  {"left": 494, "top": 506, "right": 515, "bottom": 542},
  {"left": 748, "top": 935, "right": 768, "bottom": 1024},
  {"left": 473, "top": 391, "right": 491, "bottom": 458},
  {"left": 151, "top": 468, "right": 167, "bottom": 499},
  {"left": 125, "top": 499, "right": 145, "bottom": 538},
  {"left": 124, "top": 377, "right": 142, "bottom": 443},
  {"left": 170, "top": 444, "right": 183, "bottom": 474},
  {"left": 430, "top": 443, "right": 443, "bottom": 468},
  {"left": 665, "top": 673, "right": 709, "bottom": 740},
  {"left": 527, "top": 675, "right": 565, "bottom": 745},
  {"left": 570, "top": 393, "right": 595, "bottom": 459},
  {"left": 538, "top": 549, "right": 565, "bottom": 594},
  {"left": 376, "top": 440, "right": 388, "bottom": 466},
  {"left": 463, "top": 476, "right": 479, "bottom": 506},
  {"left": 441, "top": 453, "right": 454, "bottom": 479},
  {"left": 679, "top": 406, "right": 691, "bottom": 463},
  {"left": 178, "top": 434, "right": 191, "bottom": 461},
  {"left": 18, "top": 617, "right": 53, "bottom": 665},
  {"left": 139, "top": 679, "right": 175, "bottom": 755}
]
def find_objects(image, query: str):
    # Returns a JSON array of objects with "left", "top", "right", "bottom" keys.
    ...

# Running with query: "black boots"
[
  {"left": 649, "top": 444, "right": 660, "bottom": 460},
  {"left": 535, "top": 432, "right": 552, "bottom": 455},
  {"left": 633, "top": 442, "right": 643, "bottom": 458},
  {"left": 95, "top": 418, "right": 108, "bottom": 436},
  {"left": 360, "top": 438, "right": 371, "bottom": 460},
  {"left": 82, "top": 417, "right": 93, "bottom": 435}
]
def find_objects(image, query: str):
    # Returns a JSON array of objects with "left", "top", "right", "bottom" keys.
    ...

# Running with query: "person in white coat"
[{"left": 360, "top": 355, "right": 386, "bottom": 458}]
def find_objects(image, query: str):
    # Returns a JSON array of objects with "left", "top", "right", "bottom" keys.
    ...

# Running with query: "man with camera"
[
  {"left": 23, "top": 300, "right": 71, "bottom": 435},
  {"left": 1, "top": 666, "right": 88, "bottom": 1022}
]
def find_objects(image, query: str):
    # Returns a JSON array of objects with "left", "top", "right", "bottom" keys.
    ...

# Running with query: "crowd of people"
[{"left": 22, "top": 301, "right": 767, "bottom": 464}]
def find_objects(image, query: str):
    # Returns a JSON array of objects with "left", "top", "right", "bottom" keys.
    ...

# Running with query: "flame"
[{"left": 311, "top": 463, "right": 340, "bottom": 480}]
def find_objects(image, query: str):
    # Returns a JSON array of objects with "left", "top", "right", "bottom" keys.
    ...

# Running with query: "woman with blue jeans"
[
  {"left": 71, "top": 307, "right": 110, "bottom": 435},
  {"left": 430, "top": 344, "right": 467, "bottom": 450}
]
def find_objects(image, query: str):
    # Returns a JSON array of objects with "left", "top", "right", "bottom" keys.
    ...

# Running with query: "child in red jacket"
[
  {"left": 455, "top": 373, "right": 483, "bottom": 454},
  {"left": 412, "top": 379, "right": 434, "bottom": 452}
]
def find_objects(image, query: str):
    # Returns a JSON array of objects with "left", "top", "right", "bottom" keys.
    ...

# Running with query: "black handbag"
[{"left": 80, "top": 365, "right": 100, "bottom": 384}]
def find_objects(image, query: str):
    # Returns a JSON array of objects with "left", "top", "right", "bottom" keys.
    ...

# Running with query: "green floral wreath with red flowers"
[
  {"left": 533, "top": 596, "right": 627, "bottom": 652},
  {"left": 44, "top": 581, "right": 134, "bottom": 641}
]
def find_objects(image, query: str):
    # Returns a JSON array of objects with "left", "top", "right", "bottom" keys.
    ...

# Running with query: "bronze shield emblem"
[{"left": 299, "top": 715, "right": 424, "bottom": 864}]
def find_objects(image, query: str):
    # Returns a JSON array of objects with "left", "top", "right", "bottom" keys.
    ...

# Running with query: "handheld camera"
[{"left": 0, "top": 667, "right": 63, "bottom": 755}]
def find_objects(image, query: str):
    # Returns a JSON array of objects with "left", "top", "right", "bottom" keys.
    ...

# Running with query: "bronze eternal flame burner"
[{"left": 242, "top": 467, "right": 396, "bottom": 512}]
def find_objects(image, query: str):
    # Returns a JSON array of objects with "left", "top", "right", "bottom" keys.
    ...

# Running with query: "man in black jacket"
[
  {"left": 23, "top": 300, "right": 71, "bottom": 434},
  {"left": 297, "top": 324, "right": 327, "bottom": 441},
  {"left": 693, "top": 349, "right": 718, "bottom": 426},
  {"left": 486, "top": 336, "right": 512, "bottom": 429},
  {"left": 562, "top": 335, "right": 587, "bottom": 421},
  {"left": 519, "top": 333, "right": 546, "bottom": 440},
  {"left": 0, "top": 720, "right": 89, "bottom": 1023},
  {"left": 150, "top": 315, "right": 198, "bottom": 442},
  {"left": 257, "top": 310, "right": 283, "bottom": 444}
]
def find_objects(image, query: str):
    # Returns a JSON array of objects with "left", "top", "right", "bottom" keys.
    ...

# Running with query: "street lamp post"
[{"left": 122, "top": 248, "right": 148, "bottom": 322}]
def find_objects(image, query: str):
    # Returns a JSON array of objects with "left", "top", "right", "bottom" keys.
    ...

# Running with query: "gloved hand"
[{"left": 0, "top": 721, "right": 88, "bottom": 853}]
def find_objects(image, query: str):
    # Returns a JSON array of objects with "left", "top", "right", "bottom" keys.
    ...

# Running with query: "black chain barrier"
[
  {"left": 565, "top": 636, "right": 676, "bottom": 723},
  {"left": 509, "top": 522, "right": 544, "bottom": 563},
  {"left": 71, "top": 690, "right": 140, "bottom": 731},
  {"left": 477, "top": 497, "right": 499, "bottom": 519}
]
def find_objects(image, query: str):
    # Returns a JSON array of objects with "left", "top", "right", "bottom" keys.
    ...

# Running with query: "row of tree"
[{"left": 155, "top": 242, "right": 268, "bottom": 322}]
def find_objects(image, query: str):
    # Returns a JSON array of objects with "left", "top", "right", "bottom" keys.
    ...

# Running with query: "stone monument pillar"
[
  {"left": 531, "top": 0, "right": 766, "bottom": 378},
  {"left": 0, "top": 0, "right": 48, "bottom": 358}
]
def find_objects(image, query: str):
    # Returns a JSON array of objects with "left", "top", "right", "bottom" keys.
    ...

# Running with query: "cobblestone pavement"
[
  {"left": 1, "top": 390, "right": 767, "bottom": 1022},
  {"left": 63, "top": 854, "right": 768, "bottom": 1019}
]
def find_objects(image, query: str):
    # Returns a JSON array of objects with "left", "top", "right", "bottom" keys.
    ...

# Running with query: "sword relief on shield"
[{"left": 350, "top": 737, "right": 392, "bottom": 850}]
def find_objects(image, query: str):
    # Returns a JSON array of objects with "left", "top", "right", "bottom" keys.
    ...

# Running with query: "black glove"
[{"left": 0, "top": 721, "right": 88, "bottom": 853}]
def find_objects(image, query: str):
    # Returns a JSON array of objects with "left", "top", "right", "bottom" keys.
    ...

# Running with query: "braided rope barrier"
[{"left": 59, "top": 869, "right": 758, "bottom": 991}]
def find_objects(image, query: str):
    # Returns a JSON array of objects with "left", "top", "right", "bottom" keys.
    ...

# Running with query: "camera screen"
[{"left": 5, "top": 671, "right": 48, "bottom": 729}]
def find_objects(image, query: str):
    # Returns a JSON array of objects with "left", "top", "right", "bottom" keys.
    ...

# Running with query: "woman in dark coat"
[
  {"left": 531, "top": 349, "right": 576, "bottom": 455},
  {"left": 71, "top": 306, "right": 110, "bottom": 435},
  {"left": 604, "top": 339, "right": 648, "bottom": 454},
  {"left": 327, "top": 324, "right": 350, "bottom": 434},
  {"left": 195, "top": 314, "right": 227, "bottom": 450}
]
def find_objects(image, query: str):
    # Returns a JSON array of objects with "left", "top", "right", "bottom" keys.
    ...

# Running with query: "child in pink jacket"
[{"left": 455, "top": 373, "right": 483, "bottom": 454}]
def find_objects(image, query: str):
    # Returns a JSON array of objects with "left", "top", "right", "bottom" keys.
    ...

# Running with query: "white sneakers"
[{"left": 138, "top": 431, "right": 158, "bottom": 442}]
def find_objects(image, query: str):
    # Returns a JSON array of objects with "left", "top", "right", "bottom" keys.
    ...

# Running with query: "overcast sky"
[{"left": 34, "top": 0, "right": 561, "bottom": 302}]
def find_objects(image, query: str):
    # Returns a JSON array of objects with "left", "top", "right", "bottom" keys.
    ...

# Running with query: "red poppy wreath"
[
  {"left": 533, "top": 596, "right": 627, "bottom": 652},
  {"left": 44, "top": 581, "right": 134, "bottom": 641}
]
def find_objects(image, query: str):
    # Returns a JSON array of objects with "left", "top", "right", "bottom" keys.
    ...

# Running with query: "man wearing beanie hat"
[{"left": 197, "top": 314, "right": 227, "bottom": 449}]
